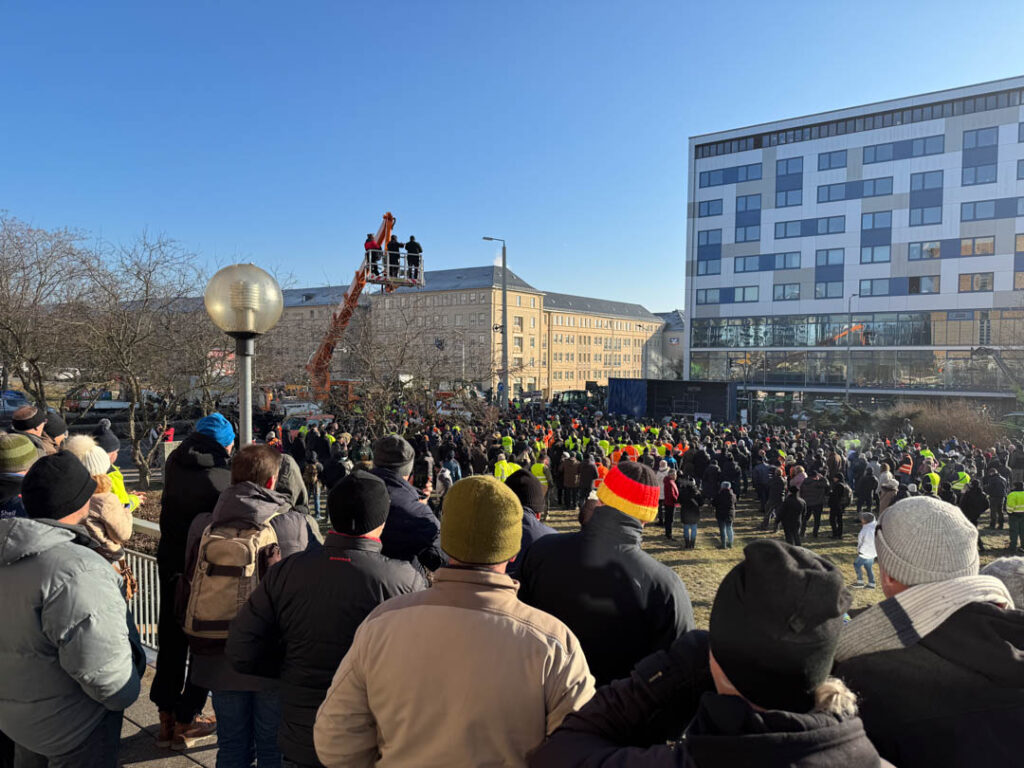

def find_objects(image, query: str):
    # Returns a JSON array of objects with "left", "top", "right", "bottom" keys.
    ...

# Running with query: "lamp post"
[
  {"left": 204, "top": 264, "right": 283, "bottom": 446},
  {"left": 844, "top": 292, "right": 859, "bottom": 403},
  {"left": 482, "top": 237, "right": 509, "bottom": 411}
]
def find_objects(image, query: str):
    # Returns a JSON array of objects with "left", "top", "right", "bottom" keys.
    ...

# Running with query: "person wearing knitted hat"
[
  {"left": 41, "top": 412, "right": 69, "bottom": 453},
  {"left": 833, "top": 496, "right": 1024, "bottom": 767},
  {"left": 10, "top": 405, "right": 51, "bottom": 457},
  {"left": 228, "top": 469, "right": 426, "bottom": 766},
  {"left": 518, "top": 461, "right": 695, "bottom": 686},
  {"left": 0, "top": 452, "right": 142, "bottom": 766},
  {"left": 314, "top": 475, "right": 594, "bottom": 767},
  {"left": 0, "top": 433, "right": 37, "bottom": 519},
  {"left": 531, "top": 540, "right": 884, "bottom": 767},
  {"left": 504, "top": 468, "right": 556, "bottom": 580},
  {"left": 151, "top": 413, "right": 235, "bottom": 749},
  {"left": 92, "top": 418, "right": 145, "bottom": 513}
]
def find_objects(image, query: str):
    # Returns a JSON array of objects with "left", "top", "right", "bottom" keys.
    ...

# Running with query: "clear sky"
[{"left": 2, "top": 0, "right": 1023, "bottom": 311}]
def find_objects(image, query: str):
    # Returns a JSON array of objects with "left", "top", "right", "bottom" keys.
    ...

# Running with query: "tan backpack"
[{"left": 183, "top": 506, "right": 287, "bottom": 640}]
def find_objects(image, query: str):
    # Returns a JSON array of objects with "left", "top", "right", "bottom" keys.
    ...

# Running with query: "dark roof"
[
  {"left": 543, "top": 292, "right": 663, "bottom": 322},
  {"left": 282, "top": 286, "right": 349, "bottom": 308},
  {"left": 654, "top": 310, "right": 685, "bottom": 330}
]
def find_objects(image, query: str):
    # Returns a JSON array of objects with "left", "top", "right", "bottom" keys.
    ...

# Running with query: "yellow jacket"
[{"left": 107, "top": 465, "right": 141, "bottom": 513}]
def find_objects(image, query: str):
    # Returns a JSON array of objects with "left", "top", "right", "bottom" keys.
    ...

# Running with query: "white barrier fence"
[{"left": 127, "top": 517, "right": 162, "bottom": 650}]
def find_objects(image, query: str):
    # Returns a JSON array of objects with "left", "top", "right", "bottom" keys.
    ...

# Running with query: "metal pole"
[
  {"left": 501, "top": 243, "right": 509, "bottom": 411},
  {"left": 236, "top": 336, "right": 254, "bottom": 445},
  {"left": 845, "top": 294, "right": 856, "bottom": 403}
]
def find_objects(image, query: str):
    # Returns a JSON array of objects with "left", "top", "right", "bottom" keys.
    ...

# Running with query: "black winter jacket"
[
  {"left": 372, "top": 467, "right": 446, "bottom": 571},
  {"left": 518, "top": 506, "right": 695, "bottom": 686},
  {"left": 959, "top": 486, "right": 989, "bottom": 524},
  {"left": 828, "top": 480, "right": 852, "bottom": 511},
  {"left": 779, "top": 493, "right": 805, "bottom": 528},
  {"left": 529, "top": 630, "right": 883, "bottom": 768},
  {"left": 679, "top": 483, "right": 702, "bottom": 525},
  {"left": 710, "top": 488, "right": 735, "bottom": 523},
  {"left": 158, "top": 431, "right": 232, "bottom": 577},
  {"left": 834, "top": 602, "right": 1024, "bottom": 768},
  {"left": 507, "top": 508, "right": 556, "bottom": 581},
  {"left": 227, "top": 533, "right": 426, "bottom": 765}
]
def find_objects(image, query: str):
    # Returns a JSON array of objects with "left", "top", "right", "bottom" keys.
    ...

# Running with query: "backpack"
[{"left": 183, "top": 506, "right": 287, "bottom": 640}]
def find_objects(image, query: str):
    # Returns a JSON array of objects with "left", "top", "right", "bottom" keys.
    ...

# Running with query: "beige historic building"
[{"left": 264, "top": 266, "right": 668, "bottom": 398}]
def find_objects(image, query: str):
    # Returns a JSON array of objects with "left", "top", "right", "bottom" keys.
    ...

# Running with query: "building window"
[
  {"left": 1020, "top": 123, "right": 1024, "bottom": 142},
  {"left": 861, "top": 211, "right": 892, "bottom": 230},
  {"left": 910, "top": 170, "right": 943, "bottom": 191},
  {"left": 530, "top": 297, "right": 536, "bottom": 307},
  {"left": 860, "top": 245, "right": 891, "bottom": 263},
  {"left": 818, "top": 150, "right": 847, "bottom": 170},
  {"left": 963, "top": 164, "right": 997, "bottom": 185},
  {"left": 863, "top": 143, "right": 894, "bottom": 163},
  {"left": 961, "top": 200, "right": 996, "bottom": 221},
  {"left": 908, "top": 276, "right": 941, "bottom": 294},
  {"left": 815, "top": 281, "right": 843, "bottom": 299},
  {"left": 908, "top": 241, "right": 941, "bottom": 260},
  {"left": 862, "top": 177, "right": 893, "bottom": 197},
  {"left": 775, "top": 216, "right": 844, "bottom": 239},
  {"left": 736, "top": 194, "right": 761, "bottom": 212},
  {"left": 735, "top": 225, "right": 761, "bottom": 243},
  {"left": 734, "top": 255, "right": 760, "bottom": 273},
  {"left": 958, "top": 272, "right": 994, "bottom": 292},
  {"left": 696, "top": 288, "right": 720, "bottom": 304},
  {"left": 776, "top": 157, "right": 803, "bottom": 175},
  {"left": 516, "top": 296, "right": 522, "bottom": 306},
  {"left": 699, "top": 163, "right": 762, "bottom": 187},
  {"left": 698, "top": 198, "right": 723, "bottom": 217},
  {"left": 735, "top": 286, "right": 759, "bottom": 303},
  {"left": 815, "top": 248, "right": 844, "bottom": 266},
  {"left": 775, "top": 189, "right": 802, "bottom": 207},
  {"left": 1018, "top": 159, "right": 1024, "bottom": 180},
  {"left": 909, "top": 205, "right": 942, "bottom": 226},
  {"left": 859, "top": 278, "right": 891, "bottom": 296},
  {"left": 530, "top": 316, "right": 536, "bottom": 328},
  {"left": 774, "top": 252, "right": 800, "bottom": 269},
  {"left": 964, "top": 126, "right": 998, "bottom": 149},
  {"left": 698, "top": 229, "right": 723, "bottom": 245},
  {"left": 863, "top": 135, "right": 943, "bottom": 163},
  {"left": 961, "top": 236, "right": 995, "bottom": 256},
  {"left": 773, "top": 283, "right": 800, "bottom": 301},
  {"left": 697, "top": 259, "right": 720, "bottom": 275},
  {"left": 818, "top": 216, "right": 845, "bottom": 234}
]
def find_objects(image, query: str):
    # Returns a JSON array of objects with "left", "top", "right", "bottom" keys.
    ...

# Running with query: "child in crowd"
[{"left": 854, "top": 511, "right": 877, "bottom": 588}]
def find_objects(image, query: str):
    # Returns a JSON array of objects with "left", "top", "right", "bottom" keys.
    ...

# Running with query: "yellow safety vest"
[
  {"left": 108, "top": 465, "right": 141, "bottom": 513},
  {"left": 925, "top": 472, "right": 941, "bottom": 493},
  {"left": 494, "top": 460, "right": 514, "bottom": 482},
  {"left": 951, "top": 472, "right": 970, "bottom": 491},
  {"left": 1007, "top": 490, "right": 1024, "bottom": 514},
  {"left": 531, "top": 462, "right": 549, "bottom": 487}
]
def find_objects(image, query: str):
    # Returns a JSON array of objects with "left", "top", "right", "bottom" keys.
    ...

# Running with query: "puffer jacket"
[
  {"left": 679, "top": 482, "right": 703, "bottom": 525},
  {"left": 372, "top": 466, "right": 446, "bottom": 571},
  {"left": 228, "top": 532, "right": 426, "bottom": 765},
  {"left": 158, "top": 430, "right": 232, "bottom": 578},
  {"left": 183, "top": 481, "right": 319, "bottom": 691},
  {"left": 0, "top": 518, "right": 141, "bottom": 757},
  {"left": 84, "top": 492, "right": 133, "bottom": 562},
  {"left": 799, "top": 476, "right": 829, "bottom": 507}
]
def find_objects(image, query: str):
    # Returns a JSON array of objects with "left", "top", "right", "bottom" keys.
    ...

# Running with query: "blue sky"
[{"left": 2, "top": 0, "right": 1023, "bottom": 310}]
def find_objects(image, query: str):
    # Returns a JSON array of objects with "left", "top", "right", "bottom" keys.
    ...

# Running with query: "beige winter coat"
[
  {"left": 314, "top": 567, "right": 595, "bottom": 768},
  {"left": 84, "top": 492, "right": 133, "bottom": 562}
]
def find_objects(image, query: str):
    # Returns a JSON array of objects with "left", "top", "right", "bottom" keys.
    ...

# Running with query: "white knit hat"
[
  {"left": 81, "top": 445, "right": 112, "bottom": 477},
  {"left": 875, "top": 497, "right": 978, "bottom": 587}
]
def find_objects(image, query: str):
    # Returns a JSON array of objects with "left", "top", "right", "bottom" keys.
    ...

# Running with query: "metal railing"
[
  {"left": 127, "top": 517, "right": 162, "bottom": 650},
  {"left": 363, "top": 251, "right": 425, "bottom": 286}
]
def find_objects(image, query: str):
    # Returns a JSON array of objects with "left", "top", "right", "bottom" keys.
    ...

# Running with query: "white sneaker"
[
  {"left": 853, "top": 579, "right": 865, "bottom": 588},
  {"left": 865, "top": 583, "right": 876, "bottom": 589}
]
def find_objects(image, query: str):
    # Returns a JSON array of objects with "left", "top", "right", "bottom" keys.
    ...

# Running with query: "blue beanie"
[{"left": 195, "top": 413, "right": 236, "bottom": 447}]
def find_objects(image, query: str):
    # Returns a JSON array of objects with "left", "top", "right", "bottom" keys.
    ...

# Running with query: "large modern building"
[
  {"left": 264, "top": 266, "right": 665, "bottom": 398},
  {"left": 685, "top": 76, "right": 1024, "bottom": 406}
]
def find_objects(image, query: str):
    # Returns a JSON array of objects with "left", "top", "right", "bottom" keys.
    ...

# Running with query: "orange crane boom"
[{"left": 305, "top": 212, "right": 396, "bottom": 402}]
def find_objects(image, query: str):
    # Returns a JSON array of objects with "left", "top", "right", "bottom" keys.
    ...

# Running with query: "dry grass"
[{"left": 544, "top": 492, "right": 1007, "bottom": 628}]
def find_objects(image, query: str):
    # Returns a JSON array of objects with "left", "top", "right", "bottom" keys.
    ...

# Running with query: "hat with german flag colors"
[{"left": 596, "top": 461, "right": 660, "bottom": 523}]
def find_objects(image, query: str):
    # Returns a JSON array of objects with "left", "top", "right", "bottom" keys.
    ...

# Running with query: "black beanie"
[
  {"left": 44, "top": 413, "right": 68, "bottom": 439},
  {"left": 328, "top": 468, "right": 390, "bottom": 536},
  {"left": 92, "top": 418, "right": 120, "bottom": 453},
  {"left": 710, "top": 539, "right": 850, "bottom": 713},
  {"left": 21, "top": 452, "right": 98, "bottom": 521},
  {"left": 505, "top": 468, "right": 546, "bottom": 515},
  {"left": 12, "top": 406, "right": 46, "bottom": 431}
]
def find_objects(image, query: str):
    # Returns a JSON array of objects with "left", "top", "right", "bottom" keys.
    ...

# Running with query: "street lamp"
[
  {"left": 204, "top": 264, "right": 283, "bottom": 446},
  {"left": 482, "top": 236, "right": 509, "bottom": 411},
  {"left": 844, "top": 292, "right": 859, "bottom": 403}
]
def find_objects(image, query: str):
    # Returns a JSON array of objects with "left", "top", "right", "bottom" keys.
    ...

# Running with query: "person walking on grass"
[
  {"left": 853, "top": 512, "right": 877, "bottom": 588},
  {"left": 711, "top": 480, "right": 736, "bottom": 549},
  {"left": 678, "top": 475, "right": 702, "bottom": 549}
]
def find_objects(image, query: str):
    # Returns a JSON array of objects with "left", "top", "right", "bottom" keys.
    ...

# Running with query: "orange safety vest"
[
  {"left": 612, "top": 449, "right": 623, "bottom": 463},
  {"left": 595, "top": 464, "right": 609, "bottom": 487}
]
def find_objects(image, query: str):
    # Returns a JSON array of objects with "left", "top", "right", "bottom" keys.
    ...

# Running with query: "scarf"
[{"left": 835, "top": 575, "right": 1014, "bottom": 661}]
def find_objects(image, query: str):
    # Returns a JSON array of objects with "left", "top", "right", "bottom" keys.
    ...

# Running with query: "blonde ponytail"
[{"left": 813, "top": 677, "right": 858, "bottom": 718}]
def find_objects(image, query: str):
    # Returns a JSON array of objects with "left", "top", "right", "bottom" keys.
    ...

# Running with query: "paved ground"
[{"left": 120, "top": 666, "right": 217, "bottom": 767}]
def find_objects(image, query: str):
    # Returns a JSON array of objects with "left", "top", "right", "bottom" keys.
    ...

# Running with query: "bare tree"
[{"left": 0, "top": 214, "right": 90, "bottom": 405}]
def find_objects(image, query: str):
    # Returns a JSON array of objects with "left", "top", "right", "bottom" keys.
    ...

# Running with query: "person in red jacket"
[
  {"left": 364, "top": 234, "right": 381, "bottom": 276},
  {"left": 663, "top": 469, "right": 680, "bottom": 540}
]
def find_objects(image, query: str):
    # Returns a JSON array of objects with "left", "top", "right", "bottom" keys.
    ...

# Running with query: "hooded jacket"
[
  {"left": 0, "top": 518, "right": 141, "bottom": 756},
  {"left": 158, "top": 430, "right": 232, "bottom": 577},
  {"left": 372, "top": 466, "right": 445, "bottom": 571},
  {"left": 518, "top": 505, "right": 695, "bottom": 686},
  {"left": 183, "top": 481, "right": 318, "bottom": 691},
  {"left": 834, "top": 601, "right": 1024, "bottom": 768},
  {"left": 799, "top": 475, "right": 829, "bottom": 507},
  {"left": 227, "top": 532, "right": 426, "bottom": 765},
  {"left": 529, "top": 630, "right": 883, "bottom": 768}
]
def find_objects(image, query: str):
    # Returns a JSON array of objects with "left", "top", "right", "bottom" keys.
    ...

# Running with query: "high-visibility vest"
[
  {"left": 657, "top": 444, "right": 667, "bottom": 456},
  {"left": 599, "top": 439, "right": 611, "bottom": 455},
  {"left": 925, "top": 472, "right": 941, "bottom": 492},
  {"left": 951, "top": 472, "right": 970, "bottom": 491},
  {"left": 611, "top": 449, "right": 623, "bottom": 463},
  {"left": 595, "top": 464, "right": 608, "bottom": 487},
  {"left": 898, "top": 461, "right": 913, "bottom": 476},
  {"left": 494, "top": 460, "right": 514, "bottom": 482},
  {"left": 501, "top": 436, "right": 513, "bottom": 452},
  {"left": 565, "top": 437, "right": 576, "bottom": 451},
  {"left": 1007, "top": 490, "right": 1024, "bottom": 514},
  {"left": 531, "top": 462, "right": 549, "bottom": 487},
  {"left": 920, "top": 449, "right": 934, "bottom": 460}
]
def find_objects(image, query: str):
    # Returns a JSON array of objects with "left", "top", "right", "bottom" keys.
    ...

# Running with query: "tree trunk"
[{"left": 127, "top": 381, "right": 151, "bottom": 490}]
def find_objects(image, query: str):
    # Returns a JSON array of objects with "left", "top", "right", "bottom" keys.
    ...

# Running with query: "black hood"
[
  {"left": 922, "top": 602, "right": 1024, "bottom": 686},
  {"left": 685, "top": 693, "right": 880, "bottom": 768},
  {"left": 177, "top": 431, "right": 231, "bottom": 470}
]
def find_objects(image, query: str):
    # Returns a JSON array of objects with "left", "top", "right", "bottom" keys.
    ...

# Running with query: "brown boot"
[
  {"left": 172, "top": 714, "right": 218, "bottom": 751},
  {"left": 155, "top": 710, "right": 175, "bottom": 748}
]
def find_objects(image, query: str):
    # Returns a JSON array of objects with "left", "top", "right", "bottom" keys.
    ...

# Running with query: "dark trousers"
[
  {"left": 802, "top": 504, "right": 824, "bottom": 537},
  {"left": 990, "top": 498, "right": 1006, "bottom": 528},
  {"left": 829, "top": 507, "right": 845, "bottom": 538},
  {"left": 407, "top": 257, "right": 420, "bottom": 281},
  {"left": 367, "top": 250, "right": 381, "bottom": 275},
  {"left": 662, "top": 504, "right": 675, "bottom": 538},
  {"left": 387, "top": 252, "right": 400, "bottom": 277},
  {"left": 14, "top": 709, "right": 123, "bottom": 768},
  {"left": 1, "top": 731, "right": 13, "bottom": 768},
  {"left": 740, "top": 470, "right": 749, "bottom": 495},
  {"left": 755, "top": 485, "right": 768, "bottom": 515},
  {"left": 782, "top": 520, "right": 802, "bottom": 546},
  {"left": 150, "top": 572, "right": 208, "bottom": 724},
  {"left": 762, "top": 502, "right": 780, "bottom": 531},
  {"left": 211, "top": 690, "right": 282, "bottom": 768},
  {"left": 560, "top": 486, "right": 578, "bottom": 509}
]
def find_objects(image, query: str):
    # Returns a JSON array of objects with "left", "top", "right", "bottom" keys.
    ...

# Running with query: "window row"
[
  {"left": 863, "top": 135, "right": 944, "bottom": 163},
  {"left": 699, "top": 163, "right": 762, "bottom": 187}
]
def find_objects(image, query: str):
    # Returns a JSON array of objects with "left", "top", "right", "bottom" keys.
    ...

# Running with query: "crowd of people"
[{"left": 0, "top": 400, "right": 1023, "bottom": 767}]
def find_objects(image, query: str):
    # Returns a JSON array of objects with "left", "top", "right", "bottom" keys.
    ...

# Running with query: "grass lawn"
[{"left": 543, "top": 491, "right": 1009, "bottom": 629}]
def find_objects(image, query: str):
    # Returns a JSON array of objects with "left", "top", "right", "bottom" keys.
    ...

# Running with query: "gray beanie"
[
  {"left": 980, "top": 557, "right": 1024, "bottom": 608},
  {"left": 875, "top": 497, "right": 978, "bottom": 587},
  {"left": 372, "top": 435, "right": 415, "bottom": 478}
]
